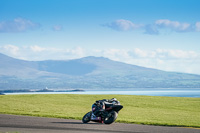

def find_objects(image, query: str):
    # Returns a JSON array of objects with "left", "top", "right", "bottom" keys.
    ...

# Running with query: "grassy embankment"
[{"left": 0, "top": 94, "right": 199, "bottom": 128}]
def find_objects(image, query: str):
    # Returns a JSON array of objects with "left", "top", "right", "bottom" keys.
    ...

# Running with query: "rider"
[{"left": 91, "top": 98, "right": 118, "bottom": 121}]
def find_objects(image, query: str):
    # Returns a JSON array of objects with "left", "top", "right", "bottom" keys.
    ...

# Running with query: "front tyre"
[
  {"left": 82, "top": 112, "right": 91, "bottom": 123},
  {"left": 104, "top": 111, "right": 118, "bottom": 124}
]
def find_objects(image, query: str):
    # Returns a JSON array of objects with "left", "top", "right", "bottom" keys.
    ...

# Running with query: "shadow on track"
[{"left": 52, "top": 122, "right": 103, "bottom": 125}]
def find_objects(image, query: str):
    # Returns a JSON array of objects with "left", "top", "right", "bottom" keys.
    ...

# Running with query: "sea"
[{"left": 4, "top": 88, "right": 200, "bottom": 98}]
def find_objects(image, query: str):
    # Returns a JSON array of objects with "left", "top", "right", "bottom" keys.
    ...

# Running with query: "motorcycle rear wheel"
[
  {"left": 82, "top": 112, "right": 91, "bottom": 123},
  {"left": 104, "top": 111, "right": 118, "bottom": 124}
]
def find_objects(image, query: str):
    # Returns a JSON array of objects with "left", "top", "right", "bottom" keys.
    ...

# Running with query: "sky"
[{"left": 0, "top": 0, "right": 200, "bottom": 74}]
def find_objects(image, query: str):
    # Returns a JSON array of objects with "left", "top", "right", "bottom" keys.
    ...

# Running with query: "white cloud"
[
  {"left": 0, "top": 45, "right": 20, "bottom": 56},
  {"left": 69, "top": 46, "right": 85, "bottom": 57},
  {"left": 0, "top": 18, "right": 40, "bottom": 33},
  {"left": 104, "top": 19, "right": 200, "bottom": 34},
  {"left": 30, "top": 45, "right": 46, "bottom": 52},
  {"left": 133, "top": 48, "right": 148, "bottom": 57},
  {"left": 196, "top": 22, "right": 200, "bottom": 31},
  {"left": 0, "top": 45, "right": 200, "bottom": 74},
  {"left": 144, "top": 24, "right": 159, "bottom": 35},
  {"left": 168, "top": 50, "right": 198, "bottom": 59},
  {"left": 155, "top": 19, "right": 192, "bottom": 32},
  {"left": 103, "top": 19, "right": 141, "bottom": 31},
  {"left": 0, "top": 45, "right": 86, "bottom": 60},
  {"left": 156, "top": 19, "right": 179, "bottom": 27},
  {"left": 52, "top": 25, "right": 63, "bottom": 31}
]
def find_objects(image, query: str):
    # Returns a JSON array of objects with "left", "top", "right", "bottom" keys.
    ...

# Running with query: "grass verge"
[{"left": 0, "top": 94, "right": 200, "bottom": 128}]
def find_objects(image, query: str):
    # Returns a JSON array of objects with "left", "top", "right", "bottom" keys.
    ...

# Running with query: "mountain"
[{"left": 0, "top": 53, "right": 200, "bottom": 90}]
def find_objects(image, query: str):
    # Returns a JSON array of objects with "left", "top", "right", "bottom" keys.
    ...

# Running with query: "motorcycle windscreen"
[{"left": 112, "top": 105, "right": 123, "bottom": 112}]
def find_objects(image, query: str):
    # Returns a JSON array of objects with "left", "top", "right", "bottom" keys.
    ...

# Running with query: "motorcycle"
[{"left": 82, "top": 98, "right": 123, "bottom": 124}]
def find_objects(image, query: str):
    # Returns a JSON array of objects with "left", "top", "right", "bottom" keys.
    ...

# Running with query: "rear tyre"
[
  {"left": 82, "top": 112, "right": 91, "bottom": 123},
  {"left": 104, "top": 111, "right": 118, "bottom": 124}
]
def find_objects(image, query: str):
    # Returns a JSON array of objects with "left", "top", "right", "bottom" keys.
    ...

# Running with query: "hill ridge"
[{"left": 0, "top": 53, "right": 200, "bottom": 89}]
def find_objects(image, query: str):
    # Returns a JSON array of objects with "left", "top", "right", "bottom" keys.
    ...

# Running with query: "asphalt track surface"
[{"left": 0, "top": 114, "right": 199, "bottom": 133}]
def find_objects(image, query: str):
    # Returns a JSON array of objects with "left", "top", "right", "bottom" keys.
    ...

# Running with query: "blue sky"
[{"left": 0, "top": 0, "right": 200, "bottom": 74}]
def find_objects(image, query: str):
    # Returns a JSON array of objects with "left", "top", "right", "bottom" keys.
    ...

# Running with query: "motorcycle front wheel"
[
  {"left": 104, "top": 111, "right": 118, "bottom": 124},
  {"left": 82, "top": 112, "right": 91, "bottom": 123}
]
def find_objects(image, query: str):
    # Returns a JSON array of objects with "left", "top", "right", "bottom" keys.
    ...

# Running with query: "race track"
[{"left": 0, "top": 114, "right": 199, "bottom": 133}]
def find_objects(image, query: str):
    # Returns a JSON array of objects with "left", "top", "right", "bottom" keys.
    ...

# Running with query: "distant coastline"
[
  {"left": 0, "top": 92, "right": 5, "bottom": 95},
  {"left": 0, "top": 88, "right": 84, "bottom": 94},
  {"left": 2, "top": 89, "right": 200, "bottom": 98}
]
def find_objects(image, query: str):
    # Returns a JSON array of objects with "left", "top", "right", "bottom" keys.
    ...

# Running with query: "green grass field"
[{"left": 0, "top": 94, "right": 200, "bottom": 128}]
